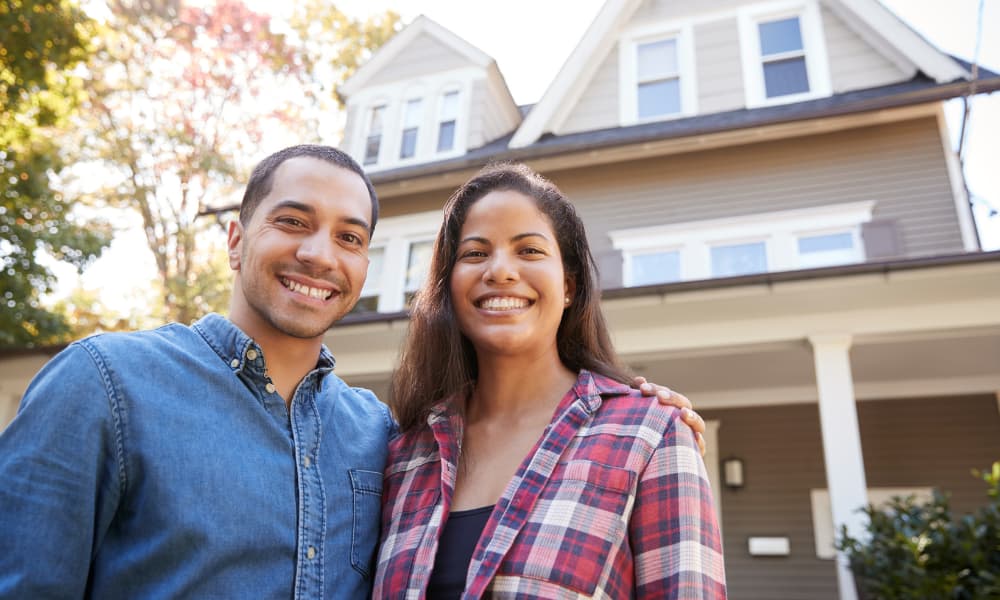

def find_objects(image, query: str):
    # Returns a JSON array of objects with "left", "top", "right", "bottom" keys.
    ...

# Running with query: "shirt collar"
[{"left": 192, "top": 313, "right": 336, "bottom": 376}]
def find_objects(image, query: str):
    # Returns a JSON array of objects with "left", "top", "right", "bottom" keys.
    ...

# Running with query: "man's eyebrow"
[
  {"left": 268, "top": 200, "right": 314, "bottom": 215},
  {"left": 343, "top": 216, "right": 372, "bottom": 232}
]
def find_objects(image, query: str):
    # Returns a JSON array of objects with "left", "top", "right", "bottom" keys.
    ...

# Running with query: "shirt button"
[
  {"left": 246, "top": 349, "right": 259, "bottom": 360},
  {"left": 265, "top": 382, "right": 276, "bottom": 394},
  {"left": 306, "top": 546, "right": 316, "bottom": 559},
  {"left": 303, "top": 455, "right": 311, "bottom": 468},
  {"left": 230, "top": 359, "right": 239, "bottom": 368}
]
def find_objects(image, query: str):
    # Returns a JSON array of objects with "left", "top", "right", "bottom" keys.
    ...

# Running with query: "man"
[{"left": 0, "top": 145, "right": 704, "bottom": 598}]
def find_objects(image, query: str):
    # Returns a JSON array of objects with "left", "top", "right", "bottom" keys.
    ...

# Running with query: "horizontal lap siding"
[
  {"left": 699, "top": 394, "right": 1000, "bottom": 600},
  {"left": 364, "top": 33, "right": 471, "bottom": 87},
  {"left": 823, "top": 6, "right": 908, "bottom": 93},
  {"left": 695, "top": 19, "right": 745, "bottom": 114},
  {"left": 558, "top": 43, "right": 620, "bottom": 135},
  {"left": 548, "top": 118, "right": 962, "bottom": 266}
]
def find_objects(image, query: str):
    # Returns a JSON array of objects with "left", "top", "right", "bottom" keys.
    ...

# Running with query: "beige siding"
[
  {"left": 822, "top": 5, "right": 907, "bottom": 93},
  {"left": 694, "top": 18, "right": 745, "bottom": 114},
  {"left": 480, "top": 74, "right": 520, "bottom": 145},
  {"left": 467, "top": 79, "right": 489, "bottom": 149},
  {"left": 364, "top": 33, "right": 473, "bottom": 87},
  {"left": 558, "top": 44, "right": 620, "bottom": 135},
  {"left": 629, "top": 0, "right": 746, "bottom": 23},
  {"left": 547, "top": 118, "right": 962, "bottom": 271},
  {"left": 700, "top": 395, "right": 1000, "bottom": 600}
]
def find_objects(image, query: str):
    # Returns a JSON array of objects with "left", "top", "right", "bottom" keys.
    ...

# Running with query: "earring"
[{"left": 564, "top": 296, "right": 571, "bottom": 305}]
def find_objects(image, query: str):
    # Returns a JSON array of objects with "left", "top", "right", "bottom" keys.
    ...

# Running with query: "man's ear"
[{"left": 227, "top": 220, "right": 243, "bottom": 271}]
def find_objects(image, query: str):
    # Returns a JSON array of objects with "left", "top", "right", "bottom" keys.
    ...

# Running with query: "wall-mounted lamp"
[{"left": 723, "top": 457, "right": 745, "bottom": 489}]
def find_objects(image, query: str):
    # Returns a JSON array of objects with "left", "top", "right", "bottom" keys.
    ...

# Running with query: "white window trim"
[
  {"left": 434, "top": 85, "right": 465, "bottom": 159},
  {"left": 609, "top": 201, "right": 873, "bottom": 285},
  {"left": 347, "top": 68, "right": 479, "bottom": 172},
  {"left": 365, "top": 210, "right": 443, "bottom": 313},
  {"left": 738, "top": 0, "right": 832, "bottom": 108},
  {"left": 810, "top": 487, "right": 934, "bottom": 559},
  {"left": 397, "top": 96, "right": 424, "bottom": 162},
  {"left": 619, "top": 21, "right": 698, "bottom": 126},
  {"left": 360, "top": 101, "right": 389, "bottom": 167}
]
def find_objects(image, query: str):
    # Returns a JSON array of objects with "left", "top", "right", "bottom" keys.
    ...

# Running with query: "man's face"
[{"left": 227, "top": 156, "right": 372, "bottom": 343}]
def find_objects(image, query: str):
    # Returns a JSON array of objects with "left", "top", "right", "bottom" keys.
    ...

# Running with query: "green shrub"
[{"left": 836, "top": 463, "right": 1000, "bottom": 600}]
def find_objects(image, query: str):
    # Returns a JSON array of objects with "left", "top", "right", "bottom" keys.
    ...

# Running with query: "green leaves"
[{"left": 837, "top": 462, "right": 1000, "bottom": 600}]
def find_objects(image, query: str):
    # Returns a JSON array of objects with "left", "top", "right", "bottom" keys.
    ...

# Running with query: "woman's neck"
[{"left": 467, "top": 348, "right": 578, "bottom": 425}]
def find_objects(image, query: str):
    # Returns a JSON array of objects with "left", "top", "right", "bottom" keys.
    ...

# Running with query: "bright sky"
[{"left": 57, "top": 0, "right": 1000, "bottom": 315}]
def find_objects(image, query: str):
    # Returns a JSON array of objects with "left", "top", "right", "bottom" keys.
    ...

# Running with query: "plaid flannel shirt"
[{"left": 373, "top": 370, "right": 727, "bottom": 599}]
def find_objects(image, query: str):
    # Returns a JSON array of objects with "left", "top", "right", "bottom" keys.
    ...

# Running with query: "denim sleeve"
[{"left": 0, "top": 342, "right": 124, "bottom": 598}]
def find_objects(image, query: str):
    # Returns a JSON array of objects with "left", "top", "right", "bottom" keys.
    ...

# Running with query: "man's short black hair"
[{"left": 240, "top": 145, "right": 379, "bottom": 234}]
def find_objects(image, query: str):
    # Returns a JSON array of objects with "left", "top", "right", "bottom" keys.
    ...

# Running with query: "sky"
[{"left": 56, "top": 0, "right": 1000, "bottom": 314}]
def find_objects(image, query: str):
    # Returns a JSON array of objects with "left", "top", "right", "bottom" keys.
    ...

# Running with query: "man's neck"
[{"left": 230, "top": 317, "right": 324, "bottom": 407}]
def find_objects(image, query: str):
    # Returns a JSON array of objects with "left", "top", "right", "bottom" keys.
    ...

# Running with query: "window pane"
[
  {"left": 368, "top": 105, "right": 385, "bottom": 133},
  {"left": 759, "top": 17, "right": 803, "bottom": 56},
  {"left": 349, "top": 296, "right": 379, "bottom": 314},
  {"left": 399, "top": 128, "right": 417, "bottom": 159},
  {"left": 763, "top": 57, "right": 809, "bottom": 97},
  {"left": 360, "top": 246, "right": 384, "bottom": 297},
  {"left": 437, "top": 120, "right": 456, "bottom": 152},
  {"left": 631, "top": 251, "right": 681, "bottom": 286},
  {"left": 440, "top": 91, "right": 459, "bottom": 120},
  {"left": 798, "top": 232, "right": 853, "bottom": 254},
  {"left": 711, "top": 242, "right": 767, "bottom": 277},
  {"left": 637, "top": 78, "right": 681, "bottom": 119},
  {"left": 364, "top": 106, "right": 385, "bottom": 165},
  {"left": 405, "top": 240, "right": 434, "bottom": 291},
  {"left": 403, "top": 98, "right": 422, "bottom": 127},
  {"left": 364, "top": 136, "right": 381, "bottom": 165},
  {"left": 637, "top": 39, "right": 678, "bottom": 81}
]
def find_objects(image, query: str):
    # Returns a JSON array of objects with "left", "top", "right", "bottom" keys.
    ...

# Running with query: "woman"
[{"left": 374, "top": 163, "right": 726, "bottom": 598}]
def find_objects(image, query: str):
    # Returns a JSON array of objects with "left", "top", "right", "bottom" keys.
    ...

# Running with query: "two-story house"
[{"left": 329, "top": 1, "right": 1000, "bottom": 598}]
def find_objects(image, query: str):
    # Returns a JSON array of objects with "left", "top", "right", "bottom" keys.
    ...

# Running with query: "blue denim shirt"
[{"left": 0, "top": 314, "right": 396, "bottom": 599}]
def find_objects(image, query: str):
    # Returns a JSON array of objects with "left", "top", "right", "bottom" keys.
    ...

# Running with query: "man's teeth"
[
  {"left": 282, "top": 278, "right": 332, "bottom": 300},
  {"left": 479, "top": 297, "right": 529, "bottom": 310}
]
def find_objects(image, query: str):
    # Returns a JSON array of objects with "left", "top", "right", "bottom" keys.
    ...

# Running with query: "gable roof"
[
  {"left": 340, "top": 14, "right": 493, "bottom": 97},
  {"left": 509, "top": 0, "right": 973, "bottom": 148}
]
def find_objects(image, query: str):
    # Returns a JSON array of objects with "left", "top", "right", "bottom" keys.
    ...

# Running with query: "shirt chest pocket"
[
  {"left": 502, "top": 460, "right": 636, "bottom": 596},
  {"left": 349, "top": 469, "right": 383, "bottom": 579}
]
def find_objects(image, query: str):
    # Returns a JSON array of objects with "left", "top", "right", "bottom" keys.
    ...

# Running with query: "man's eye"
[
  {"left": 341, "top": 232, "right": 363, "bottom": 245},
  {"left": 277, "top": 217, "right": 305, "bottom": 227}
]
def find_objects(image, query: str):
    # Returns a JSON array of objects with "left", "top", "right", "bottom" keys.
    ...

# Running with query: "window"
[
  {"left": 619, "top": 24, "right": 696, "bottom": 124},
  {"left": 351, "top": 246, "right": 384, "bottom": 314},
  {"left": 758, "top": 17, "right": 809, "bottom": 98},
  {"left": 436, "top": 91, "right": 459, "bottom": 153},
  {"left": 711, "top": 241, "right": 768, "bottom": 277},
  {"left": 738, "top": 3, "right": 831, "bottom": 107},
  {"left": 363, "top": 105, "right": 385, "bottom": 165},
  {"left": 403, "top": 240, "right": 434, "bottom": 306},
  {"left": 636, "top": 38, "right": 681, "bottom": 119},
  {"left": 609, "top": 201, "right": 874, "bottom": 285},
  {"left": 629, "top": 250, "right": 681, "bottom": 286},
  {"left": 399, "top": 99, "right": 422, "bottom": 159}
]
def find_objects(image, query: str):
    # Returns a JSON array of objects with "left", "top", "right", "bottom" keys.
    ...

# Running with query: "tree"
[
  {"left": 74, "top": 0, "right": 400, "bottom": 324},
  {"left": 0, "top": 0, "right": 111, "bottom": 347}
]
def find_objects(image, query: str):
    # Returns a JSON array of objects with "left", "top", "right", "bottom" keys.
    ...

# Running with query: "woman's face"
[{"left": 449, "top": 190, "right": 573, "bottom": 360}]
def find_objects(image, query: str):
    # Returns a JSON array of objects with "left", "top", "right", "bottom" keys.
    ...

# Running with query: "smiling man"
[{"left": 0, "top": 145, "right": 703, "bottom": 599}]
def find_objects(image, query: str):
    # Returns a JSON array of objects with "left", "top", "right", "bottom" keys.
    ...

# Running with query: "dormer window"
[
  {"left": 758, "top": 17, "right": 809, "bottom": 98},
  {"left": 436, "top": 90, "right": 459, "bottom": 153},
  {"left": 399, "top": 98, "right": 423, "bottom": 159},
  {"left": 619, "top": 25, "right": 696, "bottom": 125},
  {"left": 364, "top": 105, "right": 385, "bottom": 166},
  {"left": 738, "top": 2, "right": 831, "bottom": 107},
  {"left": 636, "top": 39, "right": 681, "bottom": 119}
]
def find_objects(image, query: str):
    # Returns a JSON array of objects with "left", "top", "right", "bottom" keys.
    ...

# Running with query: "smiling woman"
[{"left": 374, "top": 163, "right": 727, "bottom": 598}]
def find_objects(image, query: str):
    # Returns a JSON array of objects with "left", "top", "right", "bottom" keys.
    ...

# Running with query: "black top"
[{"left": 426, "top": 505, "right": 493, "bottom": 599}]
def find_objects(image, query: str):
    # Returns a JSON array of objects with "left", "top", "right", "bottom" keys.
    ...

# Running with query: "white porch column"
[{"left": 809, "top": 334, "right": 867, "bottom": 600}]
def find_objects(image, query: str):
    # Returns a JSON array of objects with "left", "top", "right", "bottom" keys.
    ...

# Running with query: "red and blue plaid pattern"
[{"left": 373, "top": 370, "right": 727, "bottom": 598}]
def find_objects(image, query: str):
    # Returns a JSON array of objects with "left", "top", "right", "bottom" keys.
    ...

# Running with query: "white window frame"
[
  {"left": 398, "top": 97, "right": 424, "bottom": 161},
  {"left": 609, "top": 201, "right": 873, "bottom": 285},
  {"left": 363, "top": 210, "right": 443, "bottom": 313},
  {"left": 738, "top": 0, "right": 832, "bottom": 108},
  {"left": 810, "top": 487, "right": 934, "bottom": 559},
  {"left": 361, "top": 102, "right": 388, "bottom": 166},
  {"left": 435, "top": 87, "right": 462, "bottom": 156},
  {"left": 619, "top": 21, "right": 697, "bottom": 125}
]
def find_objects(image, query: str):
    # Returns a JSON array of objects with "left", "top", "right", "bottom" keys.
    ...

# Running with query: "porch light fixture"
[{"left": 723, "top": 457, "right": 745, "bottom": 489}]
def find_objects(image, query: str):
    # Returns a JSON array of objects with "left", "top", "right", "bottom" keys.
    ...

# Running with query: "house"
[
  {"left": 2, "top": 1, "right": 998, "bottom": 597},
  {"left": 329, "top": 1, "right": 1000, "bottom": 598}
]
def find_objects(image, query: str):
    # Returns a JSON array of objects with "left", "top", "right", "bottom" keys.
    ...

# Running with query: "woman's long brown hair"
[{"left": 390, "top": 163, "right": 631, "bottom": 433}]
